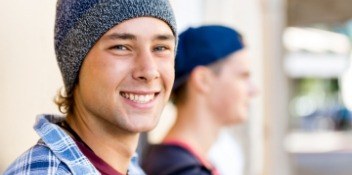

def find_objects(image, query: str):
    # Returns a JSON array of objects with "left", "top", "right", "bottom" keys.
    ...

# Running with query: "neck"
[
  {"left": 164, "top": 102, "right": 221, "bottom": 158},
  {"left": 66, "top": 111, "right": 139, "bottom": 174}
]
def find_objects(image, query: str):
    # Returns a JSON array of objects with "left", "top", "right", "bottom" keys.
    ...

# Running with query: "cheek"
[
  {"left": 160, "top": 60, "right": 175, "bottom": 88},
  {"left": 230, "top": 85, "right": 248, "bottom": 105},
  {"left": 81, "top": 58, "right": 129, "bottom": 99},
  {"left": 102, "top": 62, "right": 129, "bottom": 84},
  {"left": 209, "top": 81, "right": 233, "bottom": 109},
  {"left": 216, "top": 79, "right": 243, "bottom": 107}
]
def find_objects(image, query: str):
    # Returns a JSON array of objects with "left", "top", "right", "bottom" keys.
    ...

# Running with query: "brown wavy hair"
[{"left": 54, "top": 87, "right": 74, "bottom": 115}]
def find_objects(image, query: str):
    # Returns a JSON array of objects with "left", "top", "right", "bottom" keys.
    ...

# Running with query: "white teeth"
[{"left": 121, "top": 92, "right": 155, "bottom": 103}]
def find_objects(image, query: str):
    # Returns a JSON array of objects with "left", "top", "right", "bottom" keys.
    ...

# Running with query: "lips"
[{"left": 120, "top": 92, "right": 157, "bottom": 104}]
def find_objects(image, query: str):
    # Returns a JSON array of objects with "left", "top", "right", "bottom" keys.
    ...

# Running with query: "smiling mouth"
[{"left": 120, "top": 92, "right": 158, "bottom": 104}]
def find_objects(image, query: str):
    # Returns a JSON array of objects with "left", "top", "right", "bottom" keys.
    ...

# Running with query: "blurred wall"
[
  {"left": 259, "top": 0, "right": 293, "bottom": 174},
  {"left": 0, "top": 0, "right": 61, "bottom": 172}
]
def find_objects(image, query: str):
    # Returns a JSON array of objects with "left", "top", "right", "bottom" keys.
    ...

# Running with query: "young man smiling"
[{"left": 5, "top": 0, "right": 177, "bottom": 175}]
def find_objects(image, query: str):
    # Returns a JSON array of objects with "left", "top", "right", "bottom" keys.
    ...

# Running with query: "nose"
[
  {"left": 132, "top": 50, "right": 160, "bottom": 82},
  {"left": 249, "top": 81, "right": 259, "bottom": 97}
]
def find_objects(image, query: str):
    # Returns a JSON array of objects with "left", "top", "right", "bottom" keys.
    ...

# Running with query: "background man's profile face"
[
  {"left": 74, "top": 17, "right": 176, "bottom": 133},
  {"left": 208, "top": 49, "right": 257, "bottom": 125}
]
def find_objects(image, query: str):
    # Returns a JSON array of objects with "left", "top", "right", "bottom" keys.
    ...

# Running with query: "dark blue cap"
[{"left": 174, "top": 25, "right": 244, "bottom": 89}]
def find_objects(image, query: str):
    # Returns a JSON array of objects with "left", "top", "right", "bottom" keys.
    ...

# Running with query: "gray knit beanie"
[{"left": 55, "top": 0, "right": 177, "bottom": 94}]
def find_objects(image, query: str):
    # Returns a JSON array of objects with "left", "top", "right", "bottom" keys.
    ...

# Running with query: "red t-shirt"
[
  {"left": 58, "top": 121, "right": 125, "bottom": 175},
  {"left": 74, "top": 138, "right": 125, "bottom": 175}
]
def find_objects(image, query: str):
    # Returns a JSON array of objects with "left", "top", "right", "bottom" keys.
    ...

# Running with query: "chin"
[
  {"left": 136, "top": 125, "right": 156, "bottom": 132},
  {"left": 128, "top": 121, "right": 159, "bottom": 133},
  {"left": 123, "top": 127, "right": 151, "bottom": 134},
  {"left": 227, "top": 115, "right": 247, "bottom": 125},
  {"left": 237, "top": 117, "right": 247, "bottom": 124}
]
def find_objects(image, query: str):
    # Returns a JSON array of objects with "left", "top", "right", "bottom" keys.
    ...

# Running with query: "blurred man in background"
[{"left": 143, "top": 25, "right": 258, "bottom": 175}]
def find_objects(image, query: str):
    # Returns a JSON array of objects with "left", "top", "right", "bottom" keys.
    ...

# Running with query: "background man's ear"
[{"left": 188, "top": 66, "right": 214, "bottom": 93}]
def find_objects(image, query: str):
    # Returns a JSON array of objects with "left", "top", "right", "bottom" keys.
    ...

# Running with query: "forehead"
[
  {"left": 103, "top": 17, "right": 174, "bottom": 39},
  {"left": 222, "top": 49, "right": 250, "bottom": 71}
]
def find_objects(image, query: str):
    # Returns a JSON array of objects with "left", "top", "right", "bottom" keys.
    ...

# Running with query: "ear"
[{"left": 188, "top": 66, "right": 215, "bottom": 93}]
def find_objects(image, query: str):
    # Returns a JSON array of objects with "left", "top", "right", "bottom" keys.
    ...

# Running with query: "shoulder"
[
  {"left": 4, "top": 141, "right": 71, "bottom": 175},
  {"left": 142, "top": 144, "right": 211, "bottom": 175}
]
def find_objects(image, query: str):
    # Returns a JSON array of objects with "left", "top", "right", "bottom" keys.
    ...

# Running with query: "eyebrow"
[
  {"left": 154, "top": 34, "right": 175, "bottom": 41},
  {"left": 104, "top": 33, "right": 175, "bottom": 42},
  {"left": 104, "top": 33, "right": 137, "bottom": 41}
]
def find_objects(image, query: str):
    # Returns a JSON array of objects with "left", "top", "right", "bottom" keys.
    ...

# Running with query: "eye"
[
  {"left": 240, "top": 72, "right": 250, "bottom": 79},
  {"left": 110, "top": 45, "right": 129, "bottom": 51},
  {"left": 108, "top": 44, "right": 132, "bottom": 56},
  {"left": 153, "top": 45, "right": 169, "bottom": 52}
]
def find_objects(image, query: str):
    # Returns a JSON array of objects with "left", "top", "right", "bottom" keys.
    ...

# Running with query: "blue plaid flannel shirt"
[{"left": 4, "top": 114, "right": 145, "bottom": 175}]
